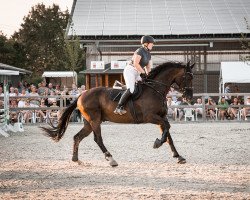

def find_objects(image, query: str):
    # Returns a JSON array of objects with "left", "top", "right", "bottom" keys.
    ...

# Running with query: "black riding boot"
[{"left": 114, "top": 89, "right": 132, "bottom": 115}]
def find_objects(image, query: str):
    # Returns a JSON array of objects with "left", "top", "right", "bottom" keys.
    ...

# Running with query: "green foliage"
[{"left": 12, "top": 3, "right": 70, "bottom": 76}]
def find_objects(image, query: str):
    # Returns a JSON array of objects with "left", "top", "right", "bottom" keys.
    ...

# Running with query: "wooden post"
[
  {"left": 100, "top": 75, "right": 104, "bottom": 87},
  {"left": 105, "top": 74, "right": 109, "bottom": 87},
  {"left": 95, "top": 74, "right": 98, "bottom": 87},
  {"left": 86, "top": 74, "right": 90, "bottom": 90}
]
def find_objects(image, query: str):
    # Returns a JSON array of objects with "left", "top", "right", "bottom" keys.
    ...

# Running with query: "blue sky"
[{"left": 0, "top": 0, "right": 73, "bottom": 37}]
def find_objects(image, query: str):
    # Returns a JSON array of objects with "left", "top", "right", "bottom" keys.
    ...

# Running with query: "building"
[
  {"left": 0, "top": 63, "right": 32, "bottom": 86},
  {"left": 66, "top": 0, "right": 250, "bottom": 92}
]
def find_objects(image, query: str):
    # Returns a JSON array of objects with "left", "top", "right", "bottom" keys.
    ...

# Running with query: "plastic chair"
[{"left": 184, "top": 108, "right": 195, "bottom": 121}]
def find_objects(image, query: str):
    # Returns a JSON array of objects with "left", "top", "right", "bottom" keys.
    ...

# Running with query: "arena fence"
[{"left": 2, "top": 92, "right": 250, "bottom": 125}]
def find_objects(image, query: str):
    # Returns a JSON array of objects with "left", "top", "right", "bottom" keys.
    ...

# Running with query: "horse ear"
[
  {"left": 190, "top": 63, "right": 195, "bottom": 69},
  {"left": 187, "top": 60, "right": 191, "bottom": 67}
]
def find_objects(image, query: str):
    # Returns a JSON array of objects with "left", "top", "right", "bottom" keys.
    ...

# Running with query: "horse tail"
[{"left": 41, "top": 96, "right": 79, "bottom": 142}]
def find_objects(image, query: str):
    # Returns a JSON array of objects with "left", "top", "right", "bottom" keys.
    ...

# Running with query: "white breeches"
[{"left": 123, "top": 64, "right": 142, "bottom": 93}]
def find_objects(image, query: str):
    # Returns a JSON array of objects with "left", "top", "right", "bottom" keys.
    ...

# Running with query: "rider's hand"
[{"left": 140, "top": 73, "right": 147, "bottom": 80}]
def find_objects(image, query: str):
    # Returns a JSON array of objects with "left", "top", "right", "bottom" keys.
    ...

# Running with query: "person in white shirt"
[
  {"left": 242, "top": 96, "right": 250, "bottom": 120},
  {"left": 167, "top": 86, "right": 179, "bottom": 102},
  {"left": 166, "top": 97, "right": 176, "bottom": 120},
  {"left": 194, "top": 98, "right": 203, "bottom": 117}
]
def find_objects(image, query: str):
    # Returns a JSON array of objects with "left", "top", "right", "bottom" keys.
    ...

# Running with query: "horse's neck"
[{"left": 152, "top": 68, "right": 182, "bottom": 91}]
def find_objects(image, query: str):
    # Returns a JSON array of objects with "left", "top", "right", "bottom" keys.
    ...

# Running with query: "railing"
[{"left": 1, "top": 93, "right": 250, "bottom": 123}]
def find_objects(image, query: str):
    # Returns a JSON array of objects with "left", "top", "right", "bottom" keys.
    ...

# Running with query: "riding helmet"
[{"left": 141, "top": 35, "right": 155, "bottom": 44}]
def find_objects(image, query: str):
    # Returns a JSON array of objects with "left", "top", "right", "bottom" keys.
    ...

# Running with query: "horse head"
[{"left": 173, "top": 61, "right": 195, "bottom": 100}]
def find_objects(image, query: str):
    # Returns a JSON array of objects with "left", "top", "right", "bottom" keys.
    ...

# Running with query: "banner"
[
  {"left": 91, "top": 61, "right": 105, "bottom": 69},
  {"left": 111, "top": 61, "right": 129, "bottom": 69}
]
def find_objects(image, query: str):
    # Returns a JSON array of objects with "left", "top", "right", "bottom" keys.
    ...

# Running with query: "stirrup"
[{"left": 114, "top": 107, "right": 127, "bottom": 115}]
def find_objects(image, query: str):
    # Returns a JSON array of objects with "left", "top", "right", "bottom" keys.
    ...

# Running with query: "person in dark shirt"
[{"left": 114, "top": 35, "right": 155, "bottom": 115}]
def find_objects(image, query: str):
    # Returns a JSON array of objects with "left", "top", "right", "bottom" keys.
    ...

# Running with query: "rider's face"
[{"left": 147, "top": 43, "right": 154, "bottom": 50}]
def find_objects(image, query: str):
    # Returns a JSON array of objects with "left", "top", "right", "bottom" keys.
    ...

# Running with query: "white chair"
[{"left": 184, "top": 108, "right": 195, "bottom": 121}]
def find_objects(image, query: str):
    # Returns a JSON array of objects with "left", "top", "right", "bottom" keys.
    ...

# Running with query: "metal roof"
[
  {"left": 67, "top": 0, "right": 250, "bottom": 37},
  {"left": 42, "top": 71, "right": 77, "bottom": 77},
  {"left": 0, "top": 63, "right": 32, "bottom": 74}
]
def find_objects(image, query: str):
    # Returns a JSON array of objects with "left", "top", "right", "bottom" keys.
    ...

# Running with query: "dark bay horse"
[{"left": 42, "top": 61, "right": 194, "bottom": 167}]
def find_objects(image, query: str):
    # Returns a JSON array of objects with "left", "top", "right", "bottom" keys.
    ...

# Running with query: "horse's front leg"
[{"left": 153, "top": 118, "right": 186, "bottom": 164}]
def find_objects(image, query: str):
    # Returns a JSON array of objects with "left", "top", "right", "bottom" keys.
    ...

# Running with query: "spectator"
[
  {"left": 29, "top": 85, "right": 40, "bottom": 106},
  {"left": 218, "top": 96, "right": 229, "bottom": 120},
  {"left": 228, "top": 97, "right": 241, "bottom": 120},
  {"left": 167, "top": 86, "right": 179, "bottom": 102},
  {"left": 224, "top": 83, "right": 232, "bottom": 104},
  {"left": 194, "top": 98, "right": 203, "bottom": 118},
  {"left": 48, "top": 83, "right": 54, "bottom": 93},
  {"left": 37, "top": 81, "right": 48, "bottom": 96},
  {"left": 177, "top": 97, "right": 189, "bottom": 121},
  {"left": 166, "top": 97, "right": 176, "bottom": 120},
  {"left": 48, "top": 90, "right": 57, "bottom": 106},
  {"left": 206, "top": 97, "right": 217, "bottom": 120},
  {"left": 17, "top": 88, "right": 29, "bottom": 107},
  {"left": 48, "top": 100, "right": 59, "bottom": 122},
  {"left": 22, "top": 99, "right": 33, "bottom": 123},
  {"left": 0, "top": 86, "right": 4, "bottom": 96},
  {"left": 55, "top": 84, "right": 61, "bottom": 95},
  {"left": 9, "top": 87, "right": 16, "bottom": 96},
  {"left": 242, "top": 96, "right": 250, "bottom": 121},
  {"left": 9, "top": 99, "right": 18, "bottom": 123}
]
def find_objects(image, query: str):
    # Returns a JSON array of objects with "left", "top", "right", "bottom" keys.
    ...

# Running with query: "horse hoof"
[
  {"left": 177, "top": 156, "right": 186, "bottom": 164},
  {"left": 153, "top": 138, "right": 162, "bottom": 149},
  {"left": 110, "top": 160, "right": 118, "bottom": 167},
  {"left": 72, "top": 156, "right": 78, "bottom": 162}
]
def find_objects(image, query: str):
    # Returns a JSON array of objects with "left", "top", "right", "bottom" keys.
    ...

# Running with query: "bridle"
[{"left": 142, "top": 66, "right": 193, "bottom": 102}]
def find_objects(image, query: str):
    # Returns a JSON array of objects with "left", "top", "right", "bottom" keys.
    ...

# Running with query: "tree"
[
  {"left": 12, "top": 4, "right": 69, "bottom": 76},
  {"left": 0, "top": 31, "right": 26, "bottom": 68},
  {"left": 64, "top": 31, "right": 86, "bottom": 83}
]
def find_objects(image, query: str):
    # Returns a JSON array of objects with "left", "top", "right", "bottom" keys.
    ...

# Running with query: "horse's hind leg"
[
  {"left": 91, "top": 122, "right": 118, "bottom": 167},
  {"left": 72, "top": 120, "right": 92, "bottom": 164}
]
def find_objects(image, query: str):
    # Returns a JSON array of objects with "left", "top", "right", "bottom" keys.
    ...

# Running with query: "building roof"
[
  {"left": 42, "top": 71, "right": 77, "bottom": 77},
  {"left": 0, "top": 63, "right": 32, "bottom": 74},
  {"left": 67, "top": 0, "right": 250, "bottom": 38}
]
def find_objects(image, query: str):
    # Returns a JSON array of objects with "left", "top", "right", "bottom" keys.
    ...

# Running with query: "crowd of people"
[
  {"left": 0, "top": 81, "right": 86, "bottom": 124},
  {"left": 1, "top": 81, "right": 250, "bottom": 124},
  {"left": 166, "top": 86, "right": 250, "bottom": 121}
]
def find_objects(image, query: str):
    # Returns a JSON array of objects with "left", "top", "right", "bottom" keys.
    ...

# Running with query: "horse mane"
[{"left": 147, "top": 61, "right": 184, "bottom": 79}]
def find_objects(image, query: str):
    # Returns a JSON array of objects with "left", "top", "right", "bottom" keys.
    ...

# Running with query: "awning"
[
  {"left": 0, "top": 70, "right": 19, "bottom": 75},
  {"left": 220, "top": 61, "right": 250, "bottom": 92},
  {"left": 42, "top": 71, "right": 77, "bottom": 77}
]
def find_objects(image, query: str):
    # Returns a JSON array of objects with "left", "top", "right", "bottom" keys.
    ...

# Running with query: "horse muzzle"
[{"left": 182, "top": 87, "right": 193, "bottom": 100}]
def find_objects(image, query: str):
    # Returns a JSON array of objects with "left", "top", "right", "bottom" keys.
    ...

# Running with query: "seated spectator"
[
  {"left": 55, "top": 84, "right": 61, "bottom": 94},
  {"left": 29, "top": 85, "right": 40, "bottom": 106},
  {"left": 9, "top": 99, "right": 18, "bottom": 123},
  {"left": 9, "top": 87, "right": 16, "bottom": 97},
  {"left": 228, "top": 97, "right": 241, "bottom": 120},
  {"left": 0, "top": 86, "right": 4, "bottom": 97},
  {"left": 49, "top": 100, "right": 59, "bottom": 121},
  {"left": 22, "top": 99, "right": 33, "bottom": 123},
  {"left": 218, "top": 96, "right": 229, "bottom": 120},
  {"left": 206, "top": 97, "right": 217, "bottom": 120},
  {"left": 167, "top": 86, "right": 179, "bottom": 102},
  {"left": 48, "top": 83, "right": 54, "bottom": 93},
  {"left": 37, "top": 81, "right": 48, "bottom": 96},
  {"left": 242, "top": 96, "right": 250, "bottom": 121},
  {"left": 48, "top": 90, "right": 57, "bottom": 106},
  {"left": 177, "top": 97, "right": 190, "bottom": 121},
  {"left": 194, "top": 98, "right": 203, "bottom": 118},
  {"left": 166, "top": 97, "right": 176, "bottom": 120}
]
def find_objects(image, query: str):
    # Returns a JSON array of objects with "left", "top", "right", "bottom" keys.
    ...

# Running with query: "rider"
[{"left": 114, "top": 35, "right": 155, "bottom": 115}]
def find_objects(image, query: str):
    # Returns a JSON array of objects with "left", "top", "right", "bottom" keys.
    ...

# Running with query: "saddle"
[
  {"left": 109, "top": 81, "right": 143, "bottom": 102},
  {"left": 109, "top": 81, "right": 143, "bottom": 124}
]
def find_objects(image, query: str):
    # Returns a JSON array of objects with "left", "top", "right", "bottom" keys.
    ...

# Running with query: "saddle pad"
[{"left": 109, "top": 82, "right": 143, "bottom": 102}]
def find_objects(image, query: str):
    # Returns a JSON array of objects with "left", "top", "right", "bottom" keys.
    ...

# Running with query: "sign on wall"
[
  {"left": 111, "top": 61, "right": 130, "bottom": 69},
  {"left": 91, "top": 61, "right": 105, "bottom": 69}
]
